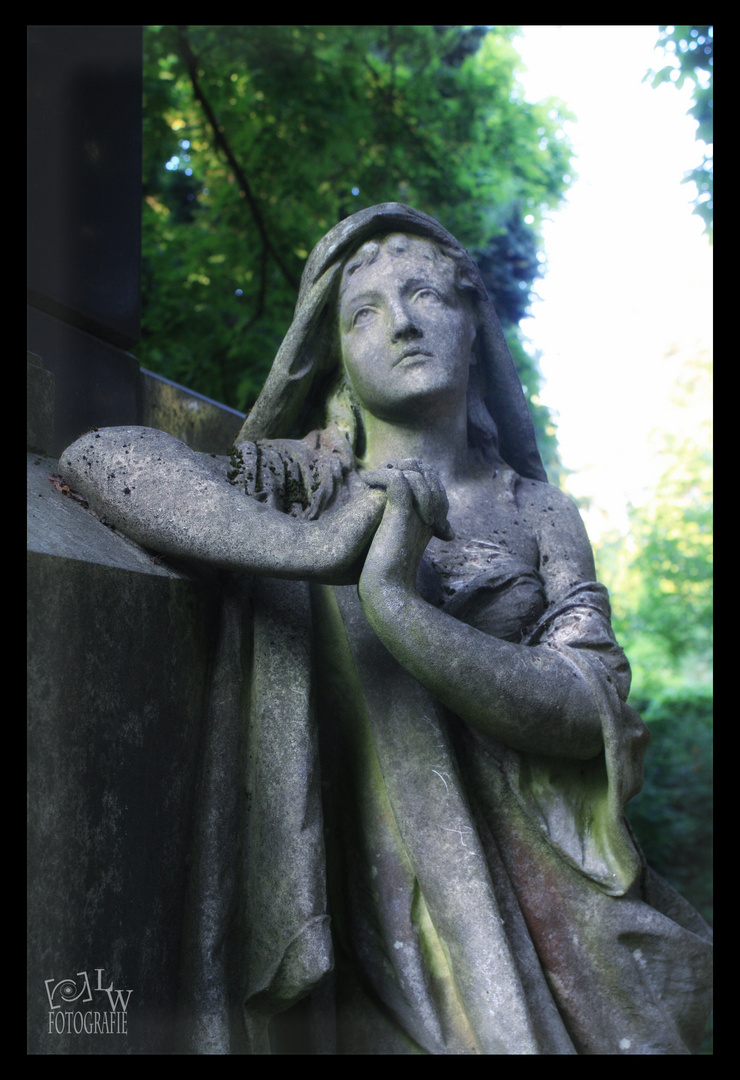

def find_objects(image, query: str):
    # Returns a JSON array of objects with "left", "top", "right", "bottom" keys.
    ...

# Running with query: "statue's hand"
[
  {"left": 362, "top": 460, "right": 454, "bottom": 543},
  {"left": 358, "top": 461, "right": 452, "bottom": 601}
]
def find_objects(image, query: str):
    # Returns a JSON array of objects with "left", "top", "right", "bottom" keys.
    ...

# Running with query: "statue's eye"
[
  {"left": 352, "top": 306, "right": 376, "bottom": 326},
  {"left": 414, "top": 288, "right": 441, "bottom": 303}
]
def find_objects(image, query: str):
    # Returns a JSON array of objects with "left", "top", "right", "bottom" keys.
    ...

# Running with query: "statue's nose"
[{"left": 389, "top": 301, "right": 422, "bottom": 342}]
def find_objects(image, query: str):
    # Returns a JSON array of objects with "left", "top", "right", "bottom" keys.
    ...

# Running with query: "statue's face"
[{"left": 338, "top": 235, "right": 476, "bottom": 423}]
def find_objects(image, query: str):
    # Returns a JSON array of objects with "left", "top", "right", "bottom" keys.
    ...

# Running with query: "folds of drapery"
[
  {"left": 456, "top": 582, "right": 713, "bottom": 1053},
  {"left": 510, "top": 582, "right": 649, "bottom": 897},
  {"left": 176, "top": 572, "right": 712, "bottom": 1054},
  {"left": 177, "top": 576, "right": 332, "bottom": 1054}
]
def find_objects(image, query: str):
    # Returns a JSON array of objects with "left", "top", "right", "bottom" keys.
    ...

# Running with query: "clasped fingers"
[{"left": 362, "top": 459, "right": 454, "bottom": 541}]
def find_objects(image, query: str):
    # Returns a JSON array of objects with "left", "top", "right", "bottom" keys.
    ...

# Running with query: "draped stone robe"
[{"left": 176, "top": 439, "right": 712, "bottom": 1056}]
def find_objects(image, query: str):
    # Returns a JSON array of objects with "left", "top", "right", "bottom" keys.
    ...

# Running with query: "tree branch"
[
  {"left": 175, "top": 25, "right": 299, "bottom": 293},
  {"left": 244, "top": 243, "right": 269, "bottom": 331}
]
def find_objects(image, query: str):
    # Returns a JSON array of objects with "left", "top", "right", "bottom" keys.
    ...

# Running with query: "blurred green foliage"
[
  {"left": 626, "top": 686, "right": 713, "bottom": 924},
  {"left": 597, "top": 348, "right": 712, "bottom": 1050},
  {"left": 645, "top": 25, "right": 713, "bottom": 240},
  {"left": 596, "top": 351, "right": 712, "bottom": 930},
  {"left": 598, "top": 354, "right": 712, "bottom": 693},
  {"left": 626, "top": 684, "right": 713, "bottom": 1055},
  {"left": 140, "top": 25, "right": 574, "bottom": 477}
]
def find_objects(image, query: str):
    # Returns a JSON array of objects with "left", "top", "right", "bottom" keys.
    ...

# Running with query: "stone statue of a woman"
[{"left": 60, "top": 203, "right": 712, "bottom": 1055}]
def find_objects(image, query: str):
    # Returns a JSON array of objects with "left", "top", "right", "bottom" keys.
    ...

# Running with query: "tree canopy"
[
  {"left": 645, "top": 25, "right": 713, "bottom": 240},
  {"left": 140, "top": 25, "right": 574, "bottom": 475}
]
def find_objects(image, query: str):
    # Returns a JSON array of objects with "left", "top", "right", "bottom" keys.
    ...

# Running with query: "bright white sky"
[{"left": 513, "top": 25, "right": 712, "bottom": 539}]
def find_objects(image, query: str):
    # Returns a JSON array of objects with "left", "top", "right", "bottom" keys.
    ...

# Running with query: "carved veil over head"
[{"left": 237, "top": 202, "right": 548, "bottom": 484}]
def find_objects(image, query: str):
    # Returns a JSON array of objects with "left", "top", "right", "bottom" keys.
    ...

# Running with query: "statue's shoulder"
[
  {"left": 507, "top": 473, "right": 597, "bottom": 593},
  {"left": 508, "top": 472, "right": 585, "bottom": 531}
]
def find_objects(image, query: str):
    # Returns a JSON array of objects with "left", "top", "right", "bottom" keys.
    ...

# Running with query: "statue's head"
[
  {"left": 239, "top": 203, "right": 546, "bottom": 482},
  {"left": 325, "top": 231, "right": 498, "bottom": 459}
]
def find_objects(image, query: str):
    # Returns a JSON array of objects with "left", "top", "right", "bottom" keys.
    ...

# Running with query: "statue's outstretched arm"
[
  {"left": 358, "top": 465, "right": 603, "bottom": 760},
  {"left": 60, "top": 427, "right": 384, "bottom": 584}
]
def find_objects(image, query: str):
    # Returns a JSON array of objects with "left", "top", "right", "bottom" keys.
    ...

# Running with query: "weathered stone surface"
[
  {"left": 48, "top": 203, "right": 712, "bottom": 1054},
  {"left": 28, "top": 452, "right": 180, "bottom": 575},
  {"left": 139, "top": 369, "right": 244, "bottom": 455},
  {"left": 27, "top": 454, "right": 221, "bottom": 1054},
  {"left": 27, "top": 354, "right": 54, "bottom": 456},
  {"left": 26, "top": 307, "right": 141, "bottom": 458}
]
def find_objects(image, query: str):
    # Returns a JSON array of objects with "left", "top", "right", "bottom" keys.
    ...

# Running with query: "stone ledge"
[
  {"left": 139, "top": 369, "right": 245, "bottom": 455},
  {"left": 27, "top": 452, "right": 187, "bottom": 578}
]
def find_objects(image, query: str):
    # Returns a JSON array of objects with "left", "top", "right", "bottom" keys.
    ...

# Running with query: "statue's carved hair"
[{"left": 340, "top": 232, "right": 484, "bottom": 303}]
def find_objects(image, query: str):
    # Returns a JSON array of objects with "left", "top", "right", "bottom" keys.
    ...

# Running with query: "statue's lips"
[{"left": 393, "top": 348, "right": 433, "bottom": 367}]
